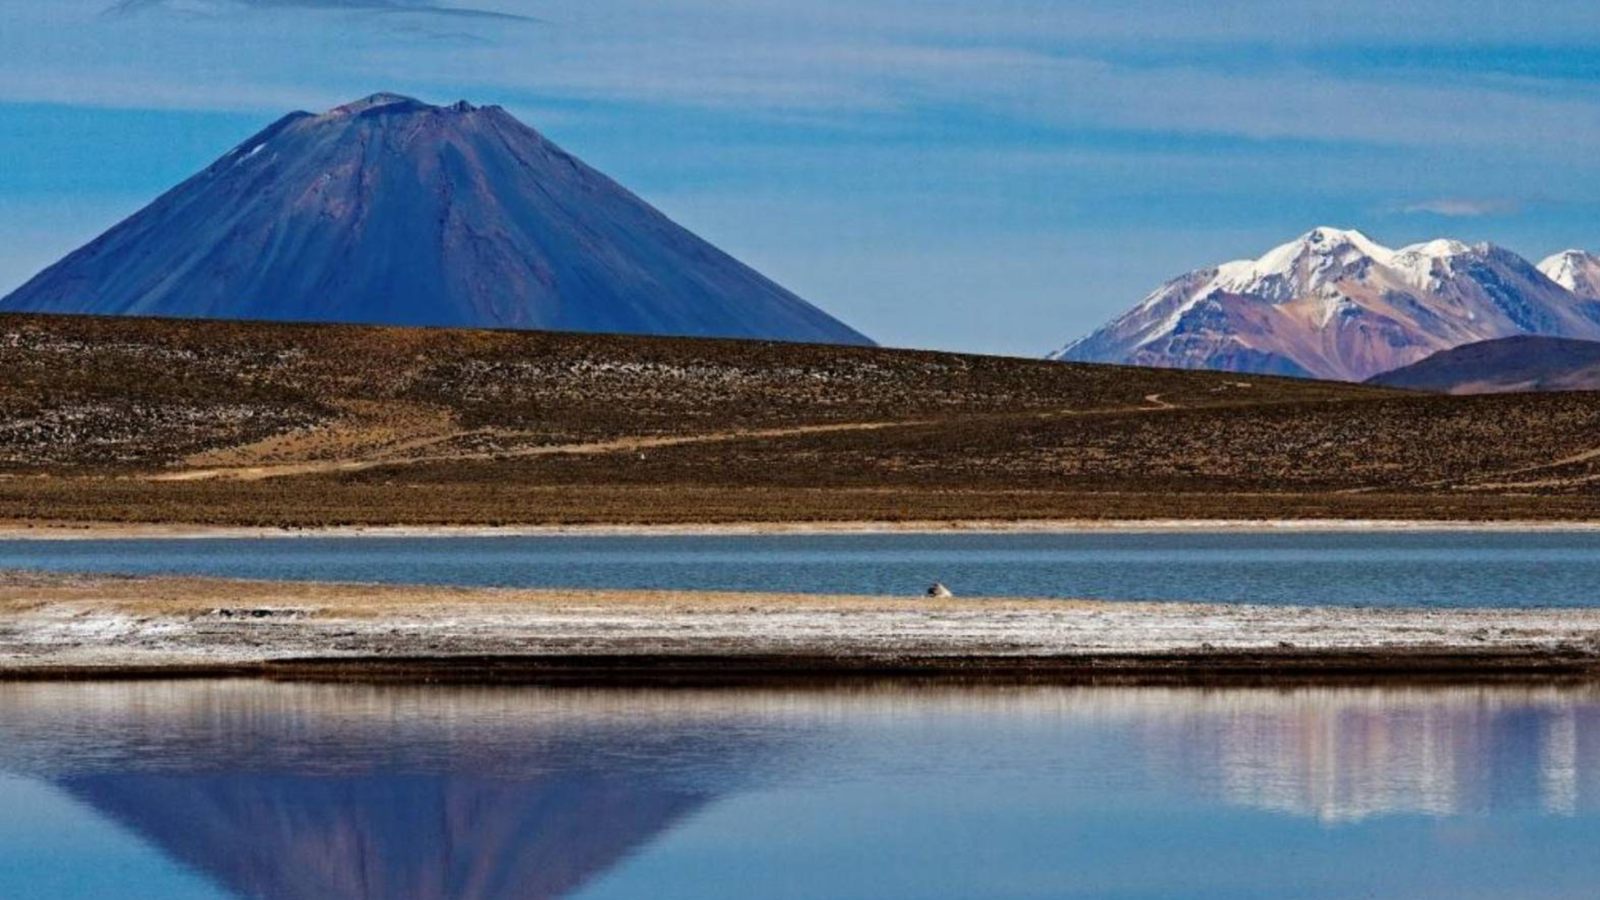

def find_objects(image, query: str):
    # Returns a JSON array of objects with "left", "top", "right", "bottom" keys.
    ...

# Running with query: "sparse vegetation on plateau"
[{"left": 1, "top": 312, "right": 1597, "bottom": 527}]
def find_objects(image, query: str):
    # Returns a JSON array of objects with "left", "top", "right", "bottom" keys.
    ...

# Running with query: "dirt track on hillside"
[
  {"left": 147, "top": 394, "right": 1196, "bottom": 483},
  {"left": 3, "top": 313, "right": 1600, "bottom": 527}
]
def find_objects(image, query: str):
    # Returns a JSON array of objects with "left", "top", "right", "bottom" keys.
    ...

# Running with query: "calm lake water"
[
  {"left": 4, "top": 530, "right": 1600, "bottom": 607},
  {"left": 0, "top": 681, "right": 1597, "bottom": 900}
]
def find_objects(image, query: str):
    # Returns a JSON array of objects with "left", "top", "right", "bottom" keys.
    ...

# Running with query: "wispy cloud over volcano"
[
  {"left": 105, "top": 0, "right": 539, "bottom": 22},
  {"left": 1400, "top": 198, "right": 1522, "bottom": 217}
]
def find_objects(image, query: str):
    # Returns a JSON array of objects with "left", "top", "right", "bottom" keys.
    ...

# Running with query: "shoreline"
[
  {"left": 7, "top": 651, "right": 1599, "bottom": 687},
  {"left": 3, "top": 517, "right": 1600, "bottom": 541},
  {"left": 3, "top": 573, "right": 1598, "bottom": 685}
]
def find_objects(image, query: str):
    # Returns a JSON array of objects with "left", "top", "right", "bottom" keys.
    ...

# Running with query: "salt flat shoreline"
[
  {"left": 3, "top": 518, "right": 1600, "bottom": 541},
  {"left": 2, "top": 573, "right": 1598, "bottom": 685}
]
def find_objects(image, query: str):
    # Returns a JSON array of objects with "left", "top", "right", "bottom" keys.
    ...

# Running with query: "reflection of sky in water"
[
  {"left": 3, "top": 531, "right": 1600, "bottom": 606},
  {"left": 1, "top": 683, "right": 1598, "bottom": 900}
]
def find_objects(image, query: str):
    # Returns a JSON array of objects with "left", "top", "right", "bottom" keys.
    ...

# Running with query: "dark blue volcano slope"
[{"left": 1, "top": 93, "right": 872, "bottom": 346}]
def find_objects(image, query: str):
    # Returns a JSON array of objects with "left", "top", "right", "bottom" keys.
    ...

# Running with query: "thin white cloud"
[
  {"left": 1399, "top": 198, "right": 1521, "bottom": 217},
  {"left": 5, "top": 0, "right": 1600, "bottom": 157},
  {"left": 105, "top": 0, "right": 539, "bottom": 22}
]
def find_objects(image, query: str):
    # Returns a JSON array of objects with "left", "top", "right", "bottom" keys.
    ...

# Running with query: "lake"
[
  {"left": 0, "top": 681, "right": 1596, "bottom": 900},
  {"left": 4, "top": 529, "right": 1600, "bottom": 607}
]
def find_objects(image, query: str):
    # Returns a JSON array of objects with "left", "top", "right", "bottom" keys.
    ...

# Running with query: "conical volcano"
[{"left": 0, "top": 93, "right": 872, "bottom": 345}]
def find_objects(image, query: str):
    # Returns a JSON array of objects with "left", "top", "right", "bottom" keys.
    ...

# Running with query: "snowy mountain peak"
[
  {"left": 1386, "top": 239, "right": 1485, "bottom": 288},
  {"left": 1546, "top": 249, "right": 1593, "bottom": 262},
  {"left": 1255, "top": 227, "right": 1390, "bottom": 272},
  {"left": 1396, "top": 238, "right": 1473, "bottom": 259},
  {"left": 1302, "top": 227, "right": 1389, "bottom": 257},
  {"left": 1052, "top": 228, "right": 1600, "bottom": 382},
  {"left": 1201, "top": 227, "right": 1394, "bottom": 306},
  {"left": 1538, "top": 249, "right": 1600, "bottom": 300}
]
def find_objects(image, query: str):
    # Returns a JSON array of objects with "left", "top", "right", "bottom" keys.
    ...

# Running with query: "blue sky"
[{"left": 2, "top": 0, "right": 1599, "bottom": 356}]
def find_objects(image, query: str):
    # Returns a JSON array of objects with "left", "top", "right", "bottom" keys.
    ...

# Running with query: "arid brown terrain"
[{"left": 2, "top": 312, "right": 1599, "bottom": 527}]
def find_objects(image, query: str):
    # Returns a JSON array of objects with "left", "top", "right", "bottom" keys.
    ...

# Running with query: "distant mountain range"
[
  {"left": 1367, "top": 335, "right": 1600, "bottom": 394},
  {"left": 1052, "top": 228, "right": 1600, "bottom": 381},
  {"left": 0, "top": 93, "right": 872, "bottom": 347}
]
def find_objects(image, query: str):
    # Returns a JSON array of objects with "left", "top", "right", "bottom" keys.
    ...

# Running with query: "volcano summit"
[{"left": 0, "top": 93, "right": 872, "bottom": 346}]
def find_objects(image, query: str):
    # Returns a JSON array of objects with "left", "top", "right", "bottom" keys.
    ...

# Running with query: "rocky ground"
[{"left": 2, "top": 312, "right": 1599, "bottom": 527}]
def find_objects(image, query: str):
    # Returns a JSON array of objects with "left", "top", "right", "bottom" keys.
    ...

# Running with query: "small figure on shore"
[{"left": 927, "top": 582, "right": 954, "bottom": 599}]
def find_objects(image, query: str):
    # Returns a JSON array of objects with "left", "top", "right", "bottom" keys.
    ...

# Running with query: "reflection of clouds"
[
  {"left": 1211, "top": 702, "right": 1481, "bottom": 822},
  {"left": 1542, "top": 712, "right": 1580, "bottom": 817},
  {"left": 725, "top": 683, "right": 1598, "bottom": 825},
  {"left": 0, "top": 679, "right": 1595, "bottom": 862},
  {"left": 1115, "top": 688, "right": 1600, "bottom": 824}
]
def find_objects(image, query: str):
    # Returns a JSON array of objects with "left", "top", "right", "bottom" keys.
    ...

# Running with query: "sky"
[{"left": 2, "top": 1, "right": 1600, "bottom": 357}]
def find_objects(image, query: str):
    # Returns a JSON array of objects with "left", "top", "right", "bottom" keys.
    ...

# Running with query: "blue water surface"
[
  {"left": 0, "top": 681, "right": 1597, "bottom": 900},
  {"left": 3, "top": 530, "right": 1599, "bottom": 607}
]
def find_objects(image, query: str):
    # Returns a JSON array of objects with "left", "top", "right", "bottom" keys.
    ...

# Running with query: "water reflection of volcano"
[
  {"left": 2, "top": 681, "right": 1599, "bottom": 900},
  {"left": 0, "top": 682, "right": 780, "bottom": 900},
  {"left": 57, "top": 772, "right": 705, "bottom": 900}
]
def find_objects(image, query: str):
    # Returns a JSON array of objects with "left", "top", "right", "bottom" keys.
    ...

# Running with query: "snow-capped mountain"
[
  {"left": 1539, "top": 249, "right": 1600, "bottom": 301},
  {"left": 1051, "top": 228, "right": 1600, "bottom": 381},
  {"left": 0, "top": 93, "right": 873, "bottom": 347}
]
